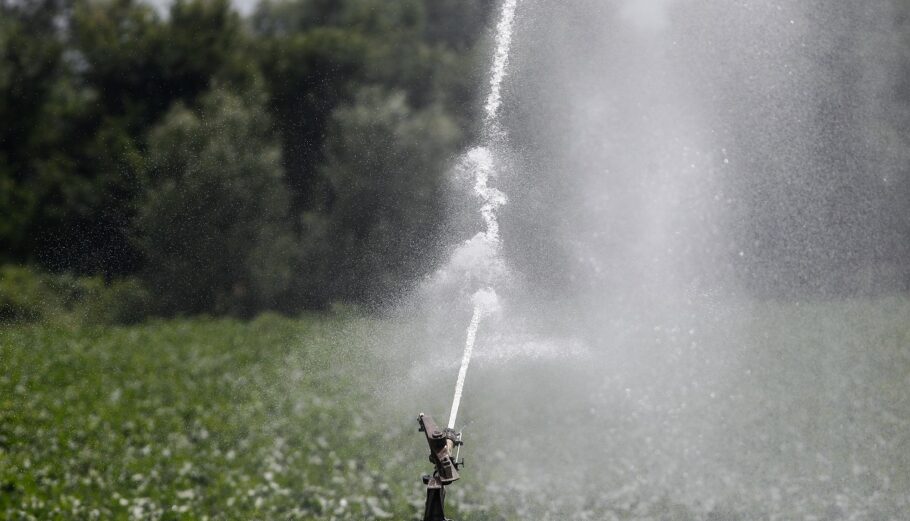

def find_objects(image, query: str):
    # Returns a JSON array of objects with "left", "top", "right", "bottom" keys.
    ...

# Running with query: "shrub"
[
  {"left": 0, "top": 264, "right": 151, "bottom": 325},
  {"left": 83, "top": 278, "right": 152, "bottom": 325},
  {"left": 0, "top": 265, "right": 56, "bottom": 322}
]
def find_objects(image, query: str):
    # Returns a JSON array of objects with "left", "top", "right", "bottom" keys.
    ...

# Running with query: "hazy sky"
[
  {"left": 144, "top": 0, "right": 258, "bottom": 16},
  {"left": 620, "top": 0, "right": 674, "bottom": 32}
]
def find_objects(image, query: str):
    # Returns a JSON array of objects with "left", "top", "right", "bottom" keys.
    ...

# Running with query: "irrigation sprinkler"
[
  {"left": 417, "top": 413, "right": 464, "bottom": 521},
  {"left": 412, "top": 1, "right": 519, "bottom": 519}
]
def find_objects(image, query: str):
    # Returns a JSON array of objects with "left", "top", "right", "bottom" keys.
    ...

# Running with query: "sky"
[{"left": 144, "top": 0, "right": 258, "bottom": 16}]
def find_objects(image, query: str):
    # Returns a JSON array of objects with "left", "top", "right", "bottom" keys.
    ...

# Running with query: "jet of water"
[
  {"left": 483, "top": 0, "right": 519, "bottom": 137},
  {"left": 446, "top": 0, "right": 520, "bottom": 430},
  {"left": 447, "top": 288, "right": 500, "bottom": 429}
]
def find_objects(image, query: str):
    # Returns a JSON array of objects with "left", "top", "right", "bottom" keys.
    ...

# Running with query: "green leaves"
[
  {"left": 308, "top": 87, "right": 460, "bottom": 303},
  {"left": 136, "top": 89, "right": 295, "bottom": 316},
  {"left": 1, "top": 0, "right": 494, "bottom": 315},
  {"left": 0, "top": 315, "right": 427, "bottom": 520}
]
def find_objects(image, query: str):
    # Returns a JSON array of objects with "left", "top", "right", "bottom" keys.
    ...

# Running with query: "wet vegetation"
[
  {"left": 0, "top": 315, "right": 419, "bottom": 520},
  {"left": 2, "top": 298, "right": 909, "bottom": 520}
]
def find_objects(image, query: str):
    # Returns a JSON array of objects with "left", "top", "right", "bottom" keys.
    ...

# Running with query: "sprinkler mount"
[{"left": 417, "top": 413, "right": 463, "bottom": 521}]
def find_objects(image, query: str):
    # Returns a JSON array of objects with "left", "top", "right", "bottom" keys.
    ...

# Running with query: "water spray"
[{"left": 416, "top": 1, "right": 518, "bottom": 520}]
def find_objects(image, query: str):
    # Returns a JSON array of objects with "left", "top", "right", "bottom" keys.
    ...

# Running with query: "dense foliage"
[
  {"left": 0, "top": 0, "right": 494, "bottom": 317},
  {"left": 136, "top": 88, "right": 295, "bottom": 316}
]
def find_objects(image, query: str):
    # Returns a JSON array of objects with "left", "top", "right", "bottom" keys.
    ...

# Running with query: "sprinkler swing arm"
[{"left": 417, "top": 413, "right": 464, "bottom": 521}]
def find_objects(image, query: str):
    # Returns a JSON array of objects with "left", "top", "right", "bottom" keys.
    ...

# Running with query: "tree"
[
  {"left": 135, "top": 88, "right": 296, "bottom": 315},
  {"left": 0, "top": 0, "right": 67, "bottom": 262},
  {"left": 72, "top": 0, "right": 246, "bottom": 131},
  {"left": 300, "top": 87, "right": 461, "bottom": 305},
  {"left": 256, "top": 27, "right": 368, "bottom": 212},
  {"left": 1, "top": 0, "right": 254, "bottom": 275},
  {"left": 253, "top": 0, "right": 489, "bottom": 219}
]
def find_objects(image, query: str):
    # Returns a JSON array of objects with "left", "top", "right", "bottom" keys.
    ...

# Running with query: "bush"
[
  {"left": 83, "top": 278, "right": 152, "bottom": 325},
  {"left": 0, "top": 264, "right": 151, "bottom": 325},
  {"left": 0, "top": 265, "right": 56, "bottom": 322}
]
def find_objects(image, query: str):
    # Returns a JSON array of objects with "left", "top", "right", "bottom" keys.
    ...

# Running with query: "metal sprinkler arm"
[{"left": 418, "top": 413, "right": 464, "bottom": 521}]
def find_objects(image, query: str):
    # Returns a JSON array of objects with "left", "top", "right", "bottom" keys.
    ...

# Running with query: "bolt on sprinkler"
[{"left": 417, "top": 413, "right": 464, "bottom": 521}]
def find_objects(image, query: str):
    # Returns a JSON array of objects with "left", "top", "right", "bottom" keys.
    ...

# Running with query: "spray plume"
[{"left": 446, "top": 0, "right": 519, "bottom": 430}]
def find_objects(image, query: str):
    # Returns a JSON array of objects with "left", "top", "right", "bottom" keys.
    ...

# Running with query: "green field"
[
  {"left": 0, "top": 315, "right": 439, "bottom": 520},
  {"left": 2, "top": 299, "right": 910, "bottom": 520}
]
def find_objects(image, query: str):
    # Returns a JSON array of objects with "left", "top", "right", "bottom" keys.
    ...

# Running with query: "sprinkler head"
[{"left": 417, "top": 413, "right": 463, "bottom": 521}]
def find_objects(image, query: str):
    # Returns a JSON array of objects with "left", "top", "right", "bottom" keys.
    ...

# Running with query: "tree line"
[{"left": 0, "top": 0, "right": 495, "bottom": 317}]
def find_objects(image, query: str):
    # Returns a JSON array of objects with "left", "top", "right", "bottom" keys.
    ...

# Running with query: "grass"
[{"left": 1, "top": 298, "right": 909, "bottom": 520}]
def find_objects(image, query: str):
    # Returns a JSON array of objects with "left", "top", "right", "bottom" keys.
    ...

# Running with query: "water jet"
[{"left": 414, "top": 0, "right": 518, "bottom": 518}]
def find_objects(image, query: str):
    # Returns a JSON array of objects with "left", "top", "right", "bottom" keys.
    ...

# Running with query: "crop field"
[
  {"left": 2, "top": 298, "right": 910, "bottom": 520},
  {"left": 0, "top": 315, "right": 436, "bottom": 520}
]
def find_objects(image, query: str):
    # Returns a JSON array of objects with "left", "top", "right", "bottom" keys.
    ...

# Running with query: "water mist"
[{"left": 394, "top": 1, "right": 910, "bottom": 519}]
